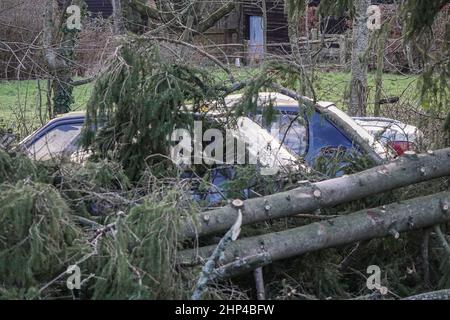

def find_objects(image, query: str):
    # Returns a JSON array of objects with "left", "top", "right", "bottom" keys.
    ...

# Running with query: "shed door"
[{"left": 249, "top": 16, "right": 264, "bottom": 62}]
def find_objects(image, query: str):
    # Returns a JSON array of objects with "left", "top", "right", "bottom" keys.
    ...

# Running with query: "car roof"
[
  {"left": 225, "top": 92, "right": 300, "bottom": 107},
  {"left": 18, "top": 112, "right": 86, "bottom": 147},
  {"left": 53, "top": 111, "right": 86, "bottom": 119},
  {"left": 353, "top": 118, "right": 420, "bottom": 136},
  {"left": 352, "top": 116, "right": 402, "bottom": 124}
]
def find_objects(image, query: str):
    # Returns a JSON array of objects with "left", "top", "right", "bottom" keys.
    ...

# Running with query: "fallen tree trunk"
[
  {"left": 180, "top": 148, "right": 450, "bottom": 239},
  {"left": 179, "top": 191, "right": 450, "bottom": 275},
  {"left": 402, "top": 289, "right": 450, "bottom": 300}
]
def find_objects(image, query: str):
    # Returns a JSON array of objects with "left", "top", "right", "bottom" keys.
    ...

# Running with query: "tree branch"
[
  {"left": 71, "top": 76, "right": 96, "bottom": 86},
  {"left": 196, "top": 2, "right": 236, "bottom": 33},
  {"left": 128, "top": 0, "right": 161, "bottom": 20}
]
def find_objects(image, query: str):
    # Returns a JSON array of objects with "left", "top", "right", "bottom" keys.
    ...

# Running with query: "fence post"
[
  {"left": 311, "top": 28, "right": 319, "bottom": 52},
  {"left": 243, "top": 40, "right": 249, "bottom": 66}
]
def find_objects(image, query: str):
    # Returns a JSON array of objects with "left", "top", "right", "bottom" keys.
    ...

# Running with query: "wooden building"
[{"left": 83, "top": 0, "right": 113, "bottom": 18}]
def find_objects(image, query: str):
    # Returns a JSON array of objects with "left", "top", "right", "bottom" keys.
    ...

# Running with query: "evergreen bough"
[
  {"left": 82, "top": 38, "right": 225, "bottom": 180},
  {"left": 0, "top": 182, "right": 86, "bottom": 295},
  {"left": 91, "top": 188, "right": 197, "bottom": 299}
]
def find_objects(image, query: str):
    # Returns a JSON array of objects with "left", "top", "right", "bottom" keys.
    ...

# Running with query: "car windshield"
[{"left": 27, "top": 122, "right": 82, "bottom": 160}]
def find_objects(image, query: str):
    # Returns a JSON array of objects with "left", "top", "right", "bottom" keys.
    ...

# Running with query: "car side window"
[
  {"left": 27, "top": 122, "right": 82, "bottom": 161},
  {"left": 253, "top": 111, "right": 308, "bottom": 156},
  {"left": 305, "top": 111, "right": 355, "bottom": 165}
]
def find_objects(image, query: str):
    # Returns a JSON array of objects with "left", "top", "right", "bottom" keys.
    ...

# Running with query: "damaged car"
[{"left": 16, "top": 92, "right": 401, "bottom": 202}]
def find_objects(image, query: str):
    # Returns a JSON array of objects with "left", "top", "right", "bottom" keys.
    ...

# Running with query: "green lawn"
[
  {"left": 216, "top": 67, "right": 418, "bottom": 111},
  {"left": 0, "top": 70, "right": 417, "bottom": 137},
  {"left": 315, "top": 71, "right": 417, "bottom": 111},
  {"left": 0, "top": 79, "right": 92, "bottom": 135}
]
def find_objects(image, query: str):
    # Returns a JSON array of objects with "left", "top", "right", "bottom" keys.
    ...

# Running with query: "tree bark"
[
  {"left": 43, "top": 0, "right": 81, "bottom": 116},
  {"left": 196, "top": 2, "right": 236, "bottom": 34},
  {"left": 43, "top": 0, "right": 66, "bottom": 71},
  {"left": 179, "top": 191, "right": 450, "bottom": 275},
  {"left": 112, "top": 0, "right": 125, "bottom": 35},
  {"left": 179, "top": 148, "right": 450, "bottom": 239},
  {"left": 261, "top": 0, "right": 268, "bottom": 59},
  {"left": 348, "top": 0, "right": 370, "bottom": 116},
  {"left": 402, "top": 289, "right": 450, "bottom": 300},
  {"left": 374, "top": 26, "right": 388, "bottom": 116}
]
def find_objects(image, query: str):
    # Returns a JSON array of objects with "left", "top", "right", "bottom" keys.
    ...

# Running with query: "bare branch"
[{"left": 196, "top": 2, "right": 236, "bottom": 33}]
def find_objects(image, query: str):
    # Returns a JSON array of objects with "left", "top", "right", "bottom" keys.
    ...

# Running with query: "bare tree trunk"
[
  {"left": 180, "top": 191, "right": 450, "bottom": 275},
  {"left": 404, "top": 40, "right": 416, "bottom": 73},
  {"left": 261, "top": 0, "right": 268, "bottom": 59},
  {"left": 287, "top": 10, "right": 309, "bottom": 97},
  {"left": 374, "top": 26, "right": 388, "bottom": 116},
  {"left": 112, "top": 0, "right": 125, "bottom": 35},
  {"left": 348, "top": 0, "right": 370, "bottom": 116},
  {"left": 43, "top": 0, "right": 81, "bottom": 116},
  {"left": 179, "top": 148, "right": 450, "bottom": 239},
  {"left": 43, "top": 0, "right": 64, "bottom": 71}
]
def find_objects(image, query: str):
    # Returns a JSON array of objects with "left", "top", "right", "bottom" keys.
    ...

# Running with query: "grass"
[
  {"left": 0, "top": 79, "right": 92, "bottom": 136},
  {"left": 0, "top": 70, "right": 417, "bottom": 137},
  {"left": 314, "top": 71, "right": 417, "bottom": 110},
  {"left": 215, "top": 67, "right": 418, "bottom": 111}
]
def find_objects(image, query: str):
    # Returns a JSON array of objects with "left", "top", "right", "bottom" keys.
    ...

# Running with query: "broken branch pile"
[{"left": 0, "top": 146, "right": 449, "bottom": 299}]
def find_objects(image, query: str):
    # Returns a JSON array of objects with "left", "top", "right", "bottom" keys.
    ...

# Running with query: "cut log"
[
  {"left": 402, "top": 289, "right": 450, "bottom": 300},
  {"left": 179, "top": 191, "right": 450, "bottom": 279},
  {"left": 180, "top": 148, "right": 450, "bottom": 239}
]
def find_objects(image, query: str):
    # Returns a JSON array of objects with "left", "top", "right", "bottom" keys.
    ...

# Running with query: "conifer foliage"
[
  {"left": 82, "top": 37, "right": 226, "bottom": 180},
  {"left": 0, "top": 182, "right": 86, "bottom": 292}
]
